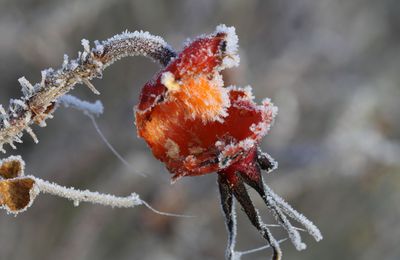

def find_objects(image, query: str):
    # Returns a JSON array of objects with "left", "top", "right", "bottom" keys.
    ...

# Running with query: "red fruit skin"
[{"left": 137, "top": 33, "right": 226, "bottom": 113}]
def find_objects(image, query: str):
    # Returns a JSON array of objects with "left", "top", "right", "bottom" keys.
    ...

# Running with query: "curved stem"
[{"left": 0, "top": 31, "right": 176, "bottom": 153}]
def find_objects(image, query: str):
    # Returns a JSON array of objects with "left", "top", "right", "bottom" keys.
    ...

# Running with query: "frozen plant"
[{"left": 0, "top": 25, "right": 322, "bottom": 260}]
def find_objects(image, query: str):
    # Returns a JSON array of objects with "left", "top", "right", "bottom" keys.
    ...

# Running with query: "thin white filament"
[
  {"left": 88, "top": 114, "right": 147, "bottom": 177},
  {"left": 141, "top": 200, "right": 195, "bottom": 218},
  {"left": 58, "top": 95, "right": 147, "bottom": 177},
  {"left": 233, "top": 238, "right": 288, "bottom": 260}
]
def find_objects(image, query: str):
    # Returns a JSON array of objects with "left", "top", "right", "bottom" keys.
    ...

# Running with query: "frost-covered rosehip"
[
  {"left": 135, "top": 25, "right": 321, "bottom": 260},
  {"left": 135, "top": 25, "right": 276, "bottom": 181}
]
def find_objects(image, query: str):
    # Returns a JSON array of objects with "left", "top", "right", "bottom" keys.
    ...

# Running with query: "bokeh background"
[{"left": 1, "top": 0, "right": 399, "bottom": 259}]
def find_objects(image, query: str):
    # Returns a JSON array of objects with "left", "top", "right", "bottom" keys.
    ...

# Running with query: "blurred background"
[{"left": 0, "top": 0, "right": 399, "bottom": 259}]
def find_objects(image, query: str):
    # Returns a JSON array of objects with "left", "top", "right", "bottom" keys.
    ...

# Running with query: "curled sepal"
[{"left": 0, "top": 156, "right": 38, "bottom": 214}]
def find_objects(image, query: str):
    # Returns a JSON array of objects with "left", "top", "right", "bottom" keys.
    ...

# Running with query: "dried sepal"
[{"left": 0, "top": 176, "right": 38, "bottom": 214}]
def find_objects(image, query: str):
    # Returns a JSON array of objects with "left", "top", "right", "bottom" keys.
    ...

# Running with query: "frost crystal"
[
  {"left": 161, "top": 71, "right": 180, "bottom": 92},
  {"left": 215, "top": 24, "right": 240, "bottom": 69}
]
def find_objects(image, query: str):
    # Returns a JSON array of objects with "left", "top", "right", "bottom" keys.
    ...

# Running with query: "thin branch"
[
  {"left": 34, "top": 177, "right": 192, "bottom": 218},
  {"left": 34, "top": 177, "right": 142, "bottom": 208},
  {"left": 0, "top": 31, "right": 176, "bottom": 153},
  {"left": 0, "top": 155, "right": 190, "bottom": 218}
]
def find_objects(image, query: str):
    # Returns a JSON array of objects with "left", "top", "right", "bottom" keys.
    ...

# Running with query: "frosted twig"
[
  {"left": 0, "top": 155, "right": 189, "bottom": 217},
  {"left": 0, "top": 31, "right": 176, "bottom": 153},
  {"left": 34, "top": 177, "right": 142, "bottom": 208},
  {"left": 33, "top": 176, "right": 191, "bottom": 217}
]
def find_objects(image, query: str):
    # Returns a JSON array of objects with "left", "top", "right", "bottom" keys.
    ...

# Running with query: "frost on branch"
[
  {"left": 0, "top": 30, "right": 177, "bottom": 153},
  {"left": 0, "top": 155, "right": 187, "bottom": 217}
]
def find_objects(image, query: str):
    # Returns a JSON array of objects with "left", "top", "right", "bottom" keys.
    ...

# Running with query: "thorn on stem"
[
  {"left": 83, "top": 79, "right": 100, "bottom": 95},
  {"left": 26, "top": 127, "right": 39, "bottom": 144}
]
